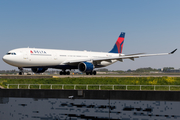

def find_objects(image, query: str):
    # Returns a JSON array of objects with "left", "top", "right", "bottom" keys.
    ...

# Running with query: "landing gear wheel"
[
  {"left": 59, "top": 70, "right": 70, "bottom": 75},
  {"left": 60, "top": 71, "right": 63, "bottom": 75},
  {"left": 19, "top": 72, "right": 22, "bottom": 75},
  {"left": 67, "top": 71, "right": 70, "bottom": 75},
  {"left": 93, "top": 71, "right": 96, "bottom": 75},
  {"left": 86, "top": 72, "right": 89, "bottom": 75}
]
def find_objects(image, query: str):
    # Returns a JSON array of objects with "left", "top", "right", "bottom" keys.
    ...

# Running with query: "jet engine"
[
  {"left": 31, "top": 68, "right": 48, "bottom": 73},
  {"left": 78, "top": 62, "right": 94, "bottom": 72}
]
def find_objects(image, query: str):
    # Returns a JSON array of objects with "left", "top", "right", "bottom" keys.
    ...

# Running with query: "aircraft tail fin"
[{"left": 109, "top": 32, "right": 125, "bottom": 53}]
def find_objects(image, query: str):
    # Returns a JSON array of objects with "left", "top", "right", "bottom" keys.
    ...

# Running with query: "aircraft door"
[
  {"left": 22, "top": 51, "right": 28, "bottom": 59},
  {"left": 54, "top": 52, "right": 57, "bottom": 60}
]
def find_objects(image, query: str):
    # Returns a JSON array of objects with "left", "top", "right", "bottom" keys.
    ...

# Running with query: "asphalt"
[
  {"left": 53, "top": 75, "right": 180, "bottom": 78},
  {"left": 1, "top": 74, "right": 180, "bottom": 79},
  {"left": 0, "top": 75, "right": 52, "bottom": 79}
]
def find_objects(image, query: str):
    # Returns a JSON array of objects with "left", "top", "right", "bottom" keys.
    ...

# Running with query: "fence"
[{"left": 6, "top": 84, "right": 180, "bottom": 91}]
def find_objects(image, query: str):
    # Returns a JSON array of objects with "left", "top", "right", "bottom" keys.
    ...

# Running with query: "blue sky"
[{"left": 0, "top": 0, "right": 180, "bottom": 70}]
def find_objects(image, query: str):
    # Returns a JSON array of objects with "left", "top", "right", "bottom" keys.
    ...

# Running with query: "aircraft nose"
[
  {"left": 2, "top": 55, "right": 16, "bottom": 66},
  {"left": 2, "top": 55, "right": 11, "bottom": 63},
  {"left": 2, "top": 55, "right": 7, "bottom": 62}
]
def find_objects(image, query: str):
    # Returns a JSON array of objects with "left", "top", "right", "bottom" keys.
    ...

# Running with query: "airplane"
[{"left": 2, "top": 32, "right": 177, "bottom": 75}]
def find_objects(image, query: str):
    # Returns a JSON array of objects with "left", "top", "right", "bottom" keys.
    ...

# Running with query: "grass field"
[{"left": 1, "top": 77, "right": 180, "bottom": 90}]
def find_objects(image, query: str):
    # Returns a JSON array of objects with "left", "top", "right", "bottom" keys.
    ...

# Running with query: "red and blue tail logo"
[{"left": 109, "top": 32, "right": 125, "bottom": 53}]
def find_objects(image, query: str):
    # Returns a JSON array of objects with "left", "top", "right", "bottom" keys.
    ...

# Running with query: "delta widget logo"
[{"left": 30, "top": 50, "right": 46, "bottom": 54}]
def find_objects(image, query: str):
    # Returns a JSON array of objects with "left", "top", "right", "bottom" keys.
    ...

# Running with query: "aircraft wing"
[{"left": 62, "top": 49, "right": 177, "bottom": 64}]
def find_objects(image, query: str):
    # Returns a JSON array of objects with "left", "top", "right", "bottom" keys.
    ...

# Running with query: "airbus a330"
[{"left": 2, "top": 32, "right": 177, "bottom": 75}]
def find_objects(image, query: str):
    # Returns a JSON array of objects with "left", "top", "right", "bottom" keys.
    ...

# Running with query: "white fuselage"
[{"left": 3, "top": 48, "right": 121, "bottom": 69}]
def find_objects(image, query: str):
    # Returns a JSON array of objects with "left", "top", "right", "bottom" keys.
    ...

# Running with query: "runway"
[
  {"left": 1, "top": 74, "right": 180, "bottom": 79},
  {"left": 53, "top": 74, "right": 180, "bottom": 78}
]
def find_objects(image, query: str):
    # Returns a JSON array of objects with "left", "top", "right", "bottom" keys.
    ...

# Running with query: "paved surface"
[
  {"left": 53, "top": 75, "right": 180, "bottom": 78},
  {"left": 0, "top": 75, "right": 52, "bottom": 79},
  {"left": 1, "top": 75, "right": 180, "bottom": 79}
]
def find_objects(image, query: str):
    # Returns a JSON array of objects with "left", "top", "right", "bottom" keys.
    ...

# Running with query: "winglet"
[{"left": 170, "top": 49, "right": 177, "bottom": 54}]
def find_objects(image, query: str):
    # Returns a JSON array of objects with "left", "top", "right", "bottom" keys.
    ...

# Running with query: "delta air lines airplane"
[{"left": 2, "top": 32, "right": 177, "bottom": 75}]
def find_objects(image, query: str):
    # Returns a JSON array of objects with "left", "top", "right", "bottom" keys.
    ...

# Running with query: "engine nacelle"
[
  {"left": 78, "top": 62, "right": 94, "bottom": 72},
  {"left": 31, "top": 68, "right": 48, "bottom": 73}
]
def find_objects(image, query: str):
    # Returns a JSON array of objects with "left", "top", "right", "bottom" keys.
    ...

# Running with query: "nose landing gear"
[{"left": 18, "top": 67, "right": 24, "bottom": 75}]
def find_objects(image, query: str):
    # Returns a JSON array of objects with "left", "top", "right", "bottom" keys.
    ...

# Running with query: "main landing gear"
[
  {"left": 86, "top": 71, "right": 96, "bottom": 75},
  {"left": 18, "top": 67, "right": 24, "bottom": 75},
  {"left": 59, "top": 70, "right": 70, "bottom": 75}
]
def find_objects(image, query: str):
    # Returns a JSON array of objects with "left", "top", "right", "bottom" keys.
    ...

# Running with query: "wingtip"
[{"left": 170, "top": 49, "right": 177, "bottom": 54}]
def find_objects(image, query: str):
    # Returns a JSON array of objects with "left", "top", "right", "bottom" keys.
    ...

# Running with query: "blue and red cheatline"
[{"left": 109, "top": 32, "right": 125, "bottom": 53}]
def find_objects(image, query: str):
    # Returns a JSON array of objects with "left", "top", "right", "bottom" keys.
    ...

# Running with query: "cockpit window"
[{"left": 6, "top": 52, "right": 16, "bottom": 55}]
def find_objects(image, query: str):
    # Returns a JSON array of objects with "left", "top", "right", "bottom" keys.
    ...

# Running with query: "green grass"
[{"left": 1, "top": 77, "right": 180, "bottom": 90}]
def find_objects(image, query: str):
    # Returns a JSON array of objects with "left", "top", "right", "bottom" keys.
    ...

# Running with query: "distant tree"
[
  {"left": 96, "top": 68, "right": 108, "bottom": 72},
  {"left": 163, "top": 67, "right": 174, "bottom": 72},
  {"left": 135, "top": 67, "right": 158, "bottom": 72},
  {"left": 127, "top": 69, "right": 132, "bottom": 72},
  {"left": 117, "top": 70, "right": 125, "bottom": 73}
]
